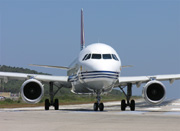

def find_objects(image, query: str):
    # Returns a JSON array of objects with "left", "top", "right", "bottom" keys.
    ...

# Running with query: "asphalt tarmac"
[{"left": 0, "top": 99, "right": 180, "bottom": 131}]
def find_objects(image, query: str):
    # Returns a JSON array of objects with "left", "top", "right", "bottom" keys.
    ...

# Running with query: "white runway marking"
[
  {"left": 171, "top": 108, "right": 180, "bottom": 111},
  {"left": 0, "top": 106, "right": 47, "bottom": 112},
  {"left": 172, "top": 103, "right": 180, "bottom": 106},
  {"left": 117, "top": 111, "right": 149, "bottom": 115},
  {"left": 143, "top": 107, "right": 161, "bottom": 111}
]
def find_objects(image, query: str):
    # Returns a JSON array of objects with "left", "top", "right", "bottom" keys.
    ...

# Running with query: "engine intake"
[
  {"left": 21, "top": 79, "right": 44, "bottom": 103},
  {"left": 142, "top": 80, "right": 166, "bottom": 105}
]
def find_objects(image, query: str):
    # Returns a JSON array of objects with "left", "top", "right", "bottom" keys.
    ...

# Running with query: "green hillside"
[
  {"left": 0, "top": 65, "right": 49, "bottom": 74},
  {"left": 0, "top": 65, "right": 50, "bottom": 93}
]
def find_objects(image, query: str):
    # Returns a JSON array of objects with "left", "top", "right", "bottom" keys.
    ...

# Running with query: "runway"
[{"left": 0, "top": 99, "right": 180, "bottom": 131}]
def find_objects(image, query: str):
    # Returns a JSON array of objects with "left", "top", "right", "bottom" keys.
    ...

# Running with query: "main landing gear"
[
  {"left": 119, "top": 83, "right": 135, "bottom": 111},
  {"left": 45, "top": 82, "right": 62, "bottom": 110},
  {"left": 93, "top": 91, "right": 104, "bottom": 111}
]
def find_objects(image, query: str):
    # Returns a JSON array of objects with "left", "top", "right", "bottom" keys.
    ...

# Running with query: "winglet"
[{"left": 81, "top": 8, "right": 85, "bottom": 50}]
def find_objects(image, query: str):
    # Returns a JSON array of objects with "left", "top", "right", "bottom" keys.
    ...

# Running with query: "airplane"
[{"left": 0, "top": 9, "right": 180, "bottom": 111}]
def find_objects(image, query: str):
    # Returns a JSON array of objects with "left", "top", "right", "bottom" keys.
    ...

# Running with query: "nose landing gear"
[{"left": 93, "top": 91, "right": 104, "bottom": 111}]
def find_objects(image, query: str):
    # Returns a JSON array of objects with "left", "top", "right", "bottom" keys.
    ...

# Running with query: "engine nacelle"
[
  {"left": 142, "top": 80, "right": 166, "bottom": 105},
  {"left": 21, "top": 79, "right": 44, "bottom": 103}
]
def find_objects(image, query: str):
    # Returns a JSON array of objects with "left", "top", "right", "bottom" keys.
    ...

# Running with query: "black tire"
[
  {"left": 93, "top": 103, "right": 98, "bottom": 111},
  {"left": 130, "top": 100, "right": 135, "bottom": 111},
  {"left": 54, "top": 99, "right": 59, "bottom": 110},
  {"left": 99, "top": 103, "right": 104, "bottom": 111},
  {"left": 45, "top": 99, "right": 50, "bottom": 110},
  {"left": 121, "top": 99, "right": 126, "bottom": 111}
]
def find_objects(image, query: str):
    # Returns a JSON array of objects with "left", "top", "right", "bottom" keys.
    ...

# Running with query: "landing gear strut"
[
  {"left": 45, "top": 82, "right": 62, "bottom": 110},
  {"left": 119, "top": 83, "right": 135, "bottom": 111},
  {"left": 93, "top": 91, "right": 104, "bottom": 111}
]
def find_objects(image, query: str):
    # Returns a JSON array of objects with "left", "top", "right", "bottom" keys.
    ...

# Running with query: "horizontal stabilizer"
[
  {"left": 29, "top": 64, "right": 70, "bottom": 70},
  {"left": 122, "top": 65, "right": 133, "bottom": 68}
]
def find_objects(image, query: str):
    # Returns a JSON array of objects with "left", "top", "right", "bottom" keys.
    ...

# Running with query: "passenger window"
[
  {"left": 112, "top": 54, "right": 119, "bottom": 61},
  {"left": 82, "top": 54, "right": 88, "bottom": 61},
  {"left": 85, "top": 54, "right": 91, "bottom": 60},
  {"left": 92, "top": 54, "right": 101, "bottom": 59},
  {"left": 103, "top": 54, "right": 112, "bottom": 59}
]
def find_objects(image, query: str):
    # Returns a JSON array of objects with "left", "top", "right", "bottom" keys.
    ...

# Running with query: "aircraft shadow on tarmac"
[
  {"left": 57, "top": 99, "right": 176, "bottom": 112},
  {"left": 82, "top": 99, "right": 178, "bottom": 112},
  {"left": 59, "top": 109, "right": 108, "bottom": 112}
]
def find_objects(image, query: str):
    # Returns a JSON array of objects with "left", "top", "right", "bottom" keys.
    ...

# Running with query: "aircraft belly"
[
  {"left": 84, "top": 78, "right": 115, "bottom": 91},
  {"left": 71, "top": 78, "right": 115, "bottom": 94},
  {"left": 71, "top": 82, "right": 94, "bottom": 94}
]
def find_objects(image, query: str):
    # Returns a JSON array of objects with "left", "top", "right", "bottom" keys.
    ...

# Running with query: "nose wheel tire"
[
  {"left": 94, "top": 103, "right": 98, "bottom": 111},
  {"left": 93, "top": 102, "right": 104, "bottom": 111},
  {"left": 99, "top": 103, "right": 104, "bottom": 111}
]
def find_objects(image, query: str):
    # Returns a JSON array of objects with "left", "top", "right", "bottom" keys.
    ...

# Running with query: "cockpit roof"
[{"left": 83, "top": 43, "right": 117, "bottom": 54}]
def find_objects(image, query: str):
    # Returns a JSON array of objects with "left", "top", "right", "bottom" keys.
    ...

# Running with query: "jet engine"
[
  {"left": 142, "top": 80, "right": 166, "bottom": 105},
  {"left": 21, "top": 79, "right": 44, "bottom": 103}
]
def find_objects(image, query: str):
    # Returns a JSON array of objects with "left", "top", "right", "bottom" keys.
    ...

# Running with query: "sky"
[{"left": 0, "top": 0, "right": 180, "bottom": 98}]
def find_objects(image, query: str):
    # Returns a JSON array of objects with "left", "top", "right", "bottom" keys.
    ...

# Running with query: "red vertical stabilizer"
[{"left": 81, "top": 9, "right": 85, "bottom": 50}]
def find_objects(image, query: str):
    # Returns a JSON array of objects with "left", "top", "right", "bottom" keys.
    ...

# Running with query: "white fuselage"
[{"left": 68, "top": 43, "right": 121, "bottom": 94}]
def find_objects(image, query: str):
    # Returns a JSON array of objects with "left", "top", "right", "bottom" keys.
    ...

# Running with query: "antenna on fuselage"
[{"left": 81, "top": 8, "right": 85, "bottom": 50}]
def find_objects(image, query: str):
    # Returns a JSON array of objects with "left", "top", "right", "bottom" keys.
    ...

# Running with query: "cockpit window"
[
  {"left": 82, "top": 54, "right": 88, "bottom": 61},
  {"left": 103, "top": 54, "right": 112, "bottom": 59},
  {"left": 85, "top": 54, "right": 91, "bottom": 60},
  {"left": 112, "top": 54, "right": 119, "bottom": 61},
  {"left": 92, "top": 54, "right": 101, "bottom": 59},
  {"left": 83, "top": 53, "right": 119, "bottom": 61}
]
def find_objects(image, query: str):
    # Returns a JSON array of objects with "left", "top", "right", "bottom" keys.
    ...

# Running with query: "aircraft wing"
[
  {"left": 0, "top": 72, "right": 71, "bottom": 88},
  {"left": 116, "top": 74, "right": 180, "bottom": 87}
]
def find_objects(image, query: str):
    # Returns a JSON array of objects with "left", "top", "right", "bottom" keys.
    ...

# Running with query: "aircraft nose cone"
[{"left": 85, "top": 60, "right": 120, "bottom": 72}]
